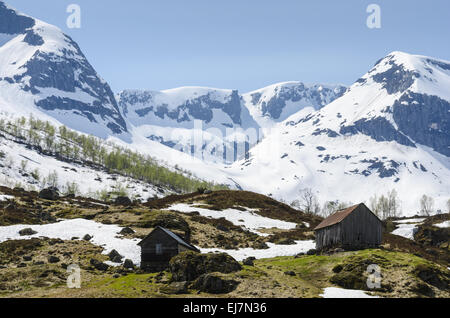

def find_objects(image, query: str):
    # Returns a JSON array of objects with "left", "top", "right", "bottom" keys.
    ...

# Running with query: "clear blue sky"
[{"left": 6, "top": 0, "right": 450, "bottom": 93}]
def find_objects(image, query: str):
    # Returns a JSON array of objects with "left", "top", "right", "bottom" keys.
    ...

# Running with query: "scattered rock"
[
  {"left": 113, "top": 274, "right": 120, "bottom": 279},
  {"left": 332, "top": 264, "right": 343, "bottom": 273},
  {"left": 252, "top": 241, "right": 269, "bottom": 249},
  {"left": 23, "top": 255, "right": 32, "bottom": 262},
  {"left": 160, "top": 281, "right": 189, "bottom": 295},
  {"left": 275, "top": 238, "right": 296, "bottom": 245},
  {"left": 108, "top": 250, "right": 124, "bottom": 263},
  {"left": 71, "top": 237, "right": 79, "bottom": 240},
  {"left": 83, "top": 234, "right": 93, "bottom": 241},
  {"left": 47, "top": 256, "right": 60, "bottom": 264},
  {"left": 284, "top": 271, "right": 296, "bottom": 276},
  {"left": 123, "top": 259, "right": 134, "bottom": 269},
  {"left": 38, "top": 187, "right": 60, "bottom": 201},
  {"left": 216, "top": 224, "right": 230, "bottom": 232},
  {"left": 90, "top": 259, "right": 109, "bottom": 271},
  {"left": 294, "top": 253, "right": 305, "bottom": 258},
  {"left": 19, "top": 228, "right": 37, "bottom": 236},
  {"left": 17, "top": 263, "right": 27, "bottom": 268},
  {"left": 119, "top": 227, "right": 135, "bottom": 235},
  {"left": 192, "top": 273, "right": 239, "bottom": 294},
  {"left": 242, "top": 257, "right": 256, "bottom": 266},
  {"left": 114, "top": 196, "right": 132, "bottom": 206},
  {"left": 307, "top": 249, "right": 317, "bottom": 255}
]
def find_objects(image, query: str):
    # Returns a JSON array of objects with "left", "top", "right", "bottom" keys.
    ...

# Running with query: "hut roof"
[
  {"left": 138, "top": 226, "right": 199, "bottom": 252},
  {"left": 314, "top": 203, "right": 362, "bottom": 231}
]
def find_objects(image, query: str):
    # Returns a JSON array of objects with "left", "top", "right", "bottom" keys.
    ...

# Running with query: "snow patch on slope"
[
  {"left": 167, "top": 203, "right": 297, "bottom": 235},
  {"left": 0, "top": 219, "right": 141, "bottom": 266}
]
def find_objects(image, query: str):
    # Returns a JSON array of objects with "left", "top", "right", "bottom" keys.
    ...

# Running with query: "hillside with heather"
[{"left": 0, "top": 187, "right": 448, "bottom": 298}]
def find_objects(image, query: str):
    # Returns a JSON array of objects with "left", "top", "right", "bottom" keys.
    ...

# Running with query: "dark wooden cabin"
[
  {"left": 138, "top": 226, "right": 199, "bottom": 272},
  {"left": 314, "top": 203, "right": 382, "bottom": 251}
]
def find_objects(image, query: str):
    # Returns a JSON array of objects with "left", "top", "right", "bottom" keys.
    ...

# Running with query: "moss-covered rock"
[
  {"left": 415, "top": 225, "right": 450, "bottom": 248},
  {"left": 169, "top": 251, "right": 241, "bottom": 282},
  {"left": 192, "top": 273, "right": 239, "bottom": 294},
  {"left": 413, "top": 264, "right": 450, "bottom": 291}
]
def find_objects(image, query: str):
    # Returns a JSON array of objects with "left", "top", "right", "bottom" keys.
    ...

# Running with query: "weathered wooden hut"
[
  {"left": 138, "top": 226, "right": 199, "bottom": 272},
  {"left": 314, "top": 203, "right": 382, "bottom": 251}
]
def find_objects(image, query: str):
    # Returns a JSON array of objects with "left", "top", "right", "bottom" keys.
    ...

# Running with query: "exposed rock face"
[
  {"left": 0, "top": 3, "right": 128, "bottom": 138},
  {"left": 246, "top": 83, "right": 347, "bottom": 121},
  {"left": 340, "top": 117, "right": 416, "bottom": 148},
  {"left": 118, "top": 89, "right": 246, "bottom": 126},
  {"left": 393, "top": 92, "right": 450, "bottom": 157},
  {"left": 169, "top": 251, "right": 241, "bottom": 282},
  {"left": 0, "top": 2, "right": 34, "bottom": 34},
  {"left": 371, "top": 56, "right": 421, "bottom": 94}
]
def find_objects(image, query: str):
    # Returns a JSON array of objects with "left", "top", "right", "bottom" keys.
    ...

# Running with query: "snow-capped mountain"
[
  {"left": 1, "top": 1, "right": 449, "bottom": 215},
  {"left": 0, "top": 2, "right": 128, "bottom": 139},
  {"left": 118, "top": 83, "right": 346, "bottom": 163},
  {"left": 117, "top": 87, "right": 261, "bottom": 163},
  {"left": 228, "top": 51, "right": 450, "bottom": 214},
  {"left": 243, "top": 82, "right": 347, "bottom": 127}
]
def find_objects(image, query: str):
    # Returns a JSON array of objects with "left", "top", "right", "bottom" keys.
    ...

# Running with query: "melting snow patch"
[
  {"left": 0, "top": 219, "right": 141, "bottom": 266},
  {"left": 167, "top": 203, "right": 297, "bottom": 235},
  {"left": 199, "top": 240, "right": 315, "bottom": 261},
  {"left": 435, "top": 221, "right": 450, "bottom": 228},
  {"left": 393, "top": 218, "right": 426, "bottom": 224},
  {"left": 0, "top": 195, "right": 14, "bottom": 201},
  {"left": 391, "top": 218, "right": 426, "bottom": 240},
  {"left": 320, "top": 287, "right": 379, "bottom": 298}
]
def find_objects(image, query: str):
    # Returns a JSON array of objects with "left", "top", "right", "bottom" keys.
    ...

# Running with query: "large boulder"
[
  {"left": 192, "top": 273, "right": 239, "bottom": 294},
  {"left": 39, "top": 187, "right": 60, "bottom": 200},
  {"left": 19, "top": 228, "right": 37, "bottom": 236},
  {"left": 114, "top": 196, "right": 132, "bottom": 206},
  {"left": 169, "top": 251, "right": 242, "bottom": 282},
  {"left": 119, "top": 227, "right": 135, "bottom": 235},
  {"left": 242, "top": 257, "right": 255, "bottom": 266},
  {"left": 108, "top": 249, "right": 123, "bottom": 263},
  {"left": 123, "top": 259, "right": 135, "bottom": 269},
  {"left": 90, "top": 259, "right": 109, "bottom": 271}
]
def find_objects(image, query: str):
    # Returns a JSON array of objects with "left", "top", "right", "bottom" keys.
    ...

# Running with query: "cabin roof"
[
  {"left": 314, "top": 203, "right": 366, "bottom": 231},
  {"left": 138, "top": 226, "right": 199, "bottom": 251}
]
